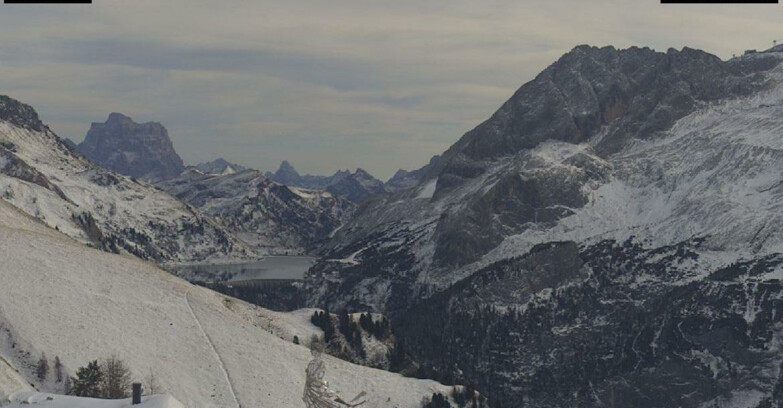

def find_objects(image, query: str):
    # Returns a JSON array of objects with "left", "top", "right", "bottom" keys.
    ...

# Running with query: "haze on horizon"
[{"left": 0, "top": 0, "right": 781, "bottom": 179}]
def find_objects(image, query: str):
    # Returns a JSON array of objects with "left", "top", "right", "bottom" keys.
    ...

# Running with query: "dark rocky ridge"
[
  {"left": 363, "top": 45, "right": 776, "bottom": 270},
  {"left": 385, "top": 155, "right": 440, "bottom": 193},
  {"left": 0, "top": 95, "right": 45, "bottom": 132},
  {"left": 77, "top": 113, "right": 185, "bottom": 181},
  {"left": 158, "top": 169, "right": 355, "bottom": 254},
  {"left": 194, "top": 158, "right": 246, "bottom": 174},
  {"left": 267, "top": 161, "right": 387, "bottom": 203},
  {"left": 436, "top": 46, "right": 773, "bottom": 179}
]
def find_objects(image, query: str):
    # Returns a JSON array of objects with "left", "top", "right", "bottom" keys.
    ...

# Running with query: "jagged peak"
[
  {"left": 354, "top": 168, "right": 372, "bottom": 177},
  {"left": 0, "top": 95, "right": 45, "bottom": 132}
]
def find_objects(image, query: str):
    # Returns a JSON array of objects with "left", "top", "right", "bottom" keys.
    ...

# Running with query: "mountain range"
[
  {"left": 304, "top": 45, "right": 783, "bottom": 407},
  {"left": 158, "top": 168, "right": 354, "bottom": 255},
  {"left": 4, "top": 43, "right": 783, "bottom": 408},
  {"left": 0, "top": 97, "right": 251, "bottom": 264},
  {"left": 266, "top": 161, "right": 387, "bottom": 203}
]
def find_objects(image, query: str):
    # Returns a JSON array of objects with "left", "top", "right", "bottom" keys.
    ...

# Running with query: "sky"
[{"left": 0, "top": 1, "right": 781, "bottom": 179}]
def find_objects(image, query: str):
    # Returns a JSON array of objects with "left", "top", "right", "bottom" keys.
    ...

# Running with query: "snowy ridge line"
[{"left": 184, "top": 288, "right": 241, "bottom": 408}]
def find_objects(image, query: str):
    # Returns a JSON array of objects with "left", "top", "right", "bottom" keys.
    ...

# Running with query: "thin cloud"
[{"left": 0, "top": 1, "right": 781, "bottom": 178}]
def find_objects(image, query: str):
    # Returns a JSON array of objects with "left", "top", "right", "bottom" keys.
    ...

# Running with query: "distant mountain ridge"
[
  {"left": 266, "top": 161, "right": 386, "bottom": 203},
  {"left": 194, "top": 158, "right": 247, "bottom": 175},
  {"left": 0, "top": 96, "right": 252, "bottom": 264},
  {"left": 158, "top": 168, "right": 355, "bottom": 255},
  {"left": 384, "top": 155, "right": 440, "bottom": 193},
  {"left": 77, "top": 113, "right": 185, "bottom": 181}
]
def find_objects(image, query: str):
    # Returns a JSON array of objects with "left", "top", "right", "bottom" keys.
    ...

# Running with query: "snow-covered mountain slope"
[
  {"left": 308, "top": 45, "right": 783, "bottom": 312},
  {"left": 0, "top": 96, "right": 253, "bottom": 264},
  {"left": 0, "top": 198, "right": 448, "bottom": 408},
  {"left": 2, "top": 393, "right": 184, "bottom": 408},
  {"left": 305, "top": 46, "right": 783, "bottom": 406},
  {"left": 158, "top": 169, "right": 354, "bottom": 255}
]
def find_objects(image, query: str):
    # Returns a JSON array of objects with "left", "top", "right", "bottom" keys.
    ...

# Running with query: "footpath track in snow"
[{"left": 184, "top": 288, "right": 242, "bottom": 408}]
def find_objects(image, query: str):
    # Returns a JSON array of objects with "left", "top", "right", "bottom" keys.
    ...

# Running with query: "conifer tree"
[
  {"left": 54, "top": 356, "right": 63, "bottom": 383},
  {"left": 36, "top": 353, "right": 49, "bottom": 380},
  {"left": 69, "top": 360, "right": 103, "bottom": 398}
]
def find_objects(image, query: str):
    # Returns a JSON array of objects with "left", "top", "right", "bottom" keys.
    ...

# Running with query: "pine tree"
[
  {"left": 69, "top": 360, "right": 103, "bottom": 398},
  {"left": 54, "top": 356, "right": 63, "bottom": 383},
  {"left": 101, "top": 355, "right": 132, "bottom": 399},
  {"left": 36, "top": 353, "right": 49, "bottom": 380}
]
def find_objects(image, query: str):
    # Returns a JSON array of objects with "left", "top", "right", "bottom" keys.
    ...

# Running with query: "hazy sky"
[{"left": 0, "top": 1, "right": 781, "bottom": 179}]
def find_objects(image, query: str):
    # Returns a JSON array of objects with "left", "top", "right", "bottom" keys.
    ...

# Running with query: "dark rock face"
[
  {"left": 0, "top": 95, "right": 45, "bottom": 132},
  {"left": 267, "top": 161, "right": 387, "bottom": 203},
  {"left": 269, "top": 160, "right": 302, "bottom": 186},
  {"left": 396, "top": 239, "right": 783, "bottom": 408},
  {"left": 326, "top": 168, "right": 386, "bottom": 203},
  {"left": 434, "top": 45, "right": 771, "bottom": 197},
  {"left": 433, "top": 150, "right": 611, "bottom": 267},
  {"left": 385, "top": 155, "right": 440, "bottom": 193},
  {"left": 0, "top": 148, "right": 70, "bottom": 202},
  {"left": 77, "top": 113, "right": 185, "bottom": 181}
]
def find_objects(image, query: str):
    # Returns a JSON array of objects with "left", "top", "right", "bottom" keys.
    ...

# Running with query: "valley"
[{"left": 3, "top": 35, "right": 783, "bottom": 408}]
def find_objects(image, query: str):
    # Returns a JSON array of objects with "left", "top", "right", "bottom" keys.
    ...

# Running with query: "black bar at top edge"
[
  {"left": 662, "top": 0, "right": 777, "bottom": 3},
  {"left": 4, "top": 0, "right": 91, "bottom": 3}
]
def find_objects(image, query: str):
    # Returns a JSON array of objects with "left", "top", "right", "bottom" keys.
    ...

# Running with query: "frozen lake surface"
[{"left": 174, "top": 256, "right": 315, "bottom": 282}]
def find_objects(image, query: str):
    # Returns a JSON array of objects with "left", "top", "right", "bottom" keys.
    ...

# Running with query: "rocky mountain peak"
[
  {"left": 0, "top": 95, "right": 45, "bottom": 132},
  {"left": 433, "top": 44, "right": 774, "bottom": 198},
  {"left": 272, "top": 160, "right": 302, "bottom": 185},
  {"left": 77, "top": 113, "right": 185, "bottom": 181}
]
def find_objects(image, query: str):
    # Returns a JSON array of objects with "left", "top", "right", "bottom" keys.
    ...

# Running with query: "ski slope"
[{"left": 0, "top": 199, "right": 449, "bottom": 408}]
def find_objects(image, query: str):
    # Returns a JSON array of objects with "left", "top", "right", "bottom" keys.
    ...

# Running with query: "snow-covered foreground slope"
[
  {"left": 0, "top": 96, "right": 252, "bottom": 264},
  {"left": 2, "top": 392, "right": 184, "bottom": 408},
  {"left": 0, "top": 199, "right": 448, "bottom": 408}
]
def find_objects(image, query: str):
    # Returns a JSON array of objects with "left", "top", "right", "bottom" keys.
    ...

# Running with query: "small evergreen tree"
[
  {"left": 36, "top": 353, "right": 49, "bottom": 380},
  {"left": 54, "top": 356, "right": 63, "bottom": 383},
  {"left": 69, "top": 360, "right": 103, "bottom": 398}
]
